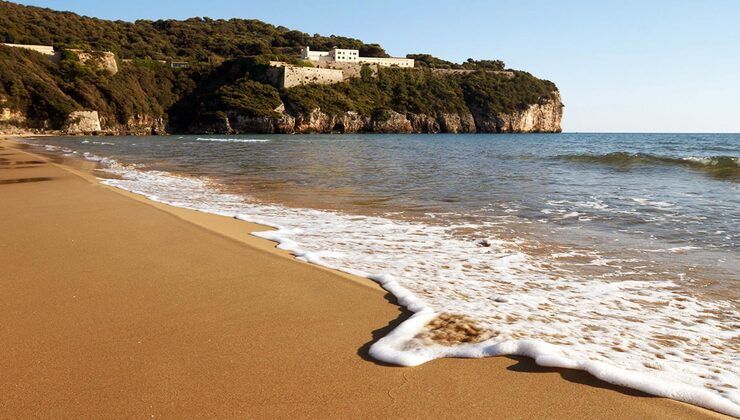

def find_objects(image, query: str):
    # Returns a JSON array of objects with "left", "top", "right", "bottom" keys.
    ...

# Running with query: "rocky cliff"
[
  {"left": 1, "top": 92, "right": 562, "bottom": 136},
  {"left": 469, "top": 91, "right": 564, "bottom": 133},
  {"left": 0, "top": 106, "right": 165, "bottom": 136},
  {"left": 188, "top": 92, "right": 562, "bottom": 135}
]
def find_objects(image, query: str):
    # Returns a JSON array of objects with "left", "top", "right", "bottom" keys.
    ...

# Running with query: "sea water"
[{"left": 21, "top": 133, "right": 739, "bottom": 416}]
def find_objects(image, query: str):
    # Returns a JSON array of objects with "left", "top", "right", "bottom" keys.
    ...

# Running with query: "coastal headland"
[
  {"left": 0, "top": 2, "right": 562, "bottom": 136},
  {"left": 0, "top": 137, "right": 724, "bottom": 418}
]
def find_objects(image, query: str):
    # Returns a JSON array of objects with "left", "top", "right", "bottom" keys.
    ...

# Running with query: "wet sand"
[{"left": 0, "top": 138, "right": 726, "bottom": 418}]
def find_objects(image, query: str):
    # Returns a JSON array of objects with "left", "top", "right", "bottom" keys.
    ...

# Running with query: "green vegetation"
[
  {"left": 407, "top": 54, "right": 461, "bottom": 69},
  {"left": 281, "top": 68, "right": 468, "bottom": 117},
  {"left": 0, "top": 1, "right": 559, "bottom": 132},
  {"left": 215, "top": 78, "right": 282, "bottom": 117},
  {"left": 0, "top": 44, "right": 188, "bottom": 128},
  {"left": 461, "top": 71, "right": 557, "bottom": 114},
  {"left": 0, "top": 46, "right": 76, "bottom": 127},
  {"left": 407, "top": 54, "right": 506, "bottom": 71},
  {"left": 0, "top": 1, "right": 388, "bottom": 61}
]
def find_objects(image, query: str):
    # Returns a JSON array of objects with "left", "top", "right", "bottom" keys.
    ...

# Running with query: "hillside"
[{"left": 0, "top": 1, "right": 563, "bottom": 134}]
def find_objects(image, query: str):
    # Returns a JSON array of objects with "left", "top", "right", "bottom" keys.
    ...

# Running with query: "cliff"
[{"left": 190, "top": 93, "right": 563, "bottom": 135}]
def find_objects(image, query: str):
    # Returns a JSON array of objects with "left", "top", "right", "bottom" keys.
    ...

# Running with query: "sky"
[{"left": 15, "top": 0, "right": 740, "bottom": 133}]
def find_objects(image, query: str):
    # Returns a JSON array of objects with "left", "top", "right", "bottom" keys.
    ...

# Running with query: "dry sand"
[{"left": 0, "top": 138, "right": 726, "bottom": 418}]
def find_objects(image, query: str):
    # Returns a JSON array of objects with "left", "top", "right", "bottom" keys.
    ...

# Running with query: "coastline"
[{"left": 0, "top": 137, "right": 726, "bottom": 418}]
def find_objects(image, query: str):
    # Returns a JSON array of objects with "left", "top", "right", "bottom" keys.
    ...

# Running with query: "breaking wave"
[{"left": 558, "top": 152, "right": 739, "bottom": 179}]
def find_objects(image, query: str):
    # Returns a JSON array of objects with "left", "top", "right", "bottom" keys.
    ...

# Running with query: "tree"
[{"left": 360, "top": 64, "right": 372, "bottom": 82}]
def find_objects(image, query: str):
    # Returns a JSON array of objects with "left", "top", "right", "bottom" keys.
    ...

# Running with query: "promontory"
[{"left": 0, "top": 1, "right": 563, "bottom": 135}]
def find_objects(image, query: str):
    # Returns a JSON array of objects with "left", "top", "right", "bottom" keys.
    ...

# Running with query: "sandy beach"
[{"left": 0, "top": 137, "right": 725, "bottom": 418}]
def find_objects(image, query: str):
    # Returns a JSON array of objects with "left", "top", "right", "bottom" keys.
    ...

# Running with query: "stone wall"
[
  {"left": 358, "top": 56, "right": 414, "bottom": 68},
  {"left": 1, "top": 43, "right": 55, "bottom": 55},
  {"left": 311, "top": 61, "right": 378, "bottom": 79},
  {"left": 270, "top": 65, "right": 345, "bottom": 89}
]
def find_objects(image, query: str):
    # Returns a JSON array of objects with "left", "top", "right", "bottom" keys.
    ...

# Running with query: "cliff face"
[
  {"left": 471, "top": 91, "right": 564, "bottom": 133},
  {"left": 187, "top": 92, "right": 563, "bottom": 135},
  {"left": 2, "top": 92, "right": 562, "bottom": 136},
  {"left": 64, "top": 110, "right": 101, "bottom": 134},
  {"left": 0, "top": 106, "right": 165, "bottom": 136}
]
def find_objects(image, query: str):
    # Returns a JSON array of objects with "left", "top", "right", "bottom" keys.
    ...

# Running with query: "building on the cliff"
[{"left": 300, "top": 46, "right": 414, "bottom": 68}]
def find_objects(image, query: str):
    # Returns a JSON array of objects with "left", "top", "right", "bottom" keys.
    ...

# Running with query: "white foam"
[
  {"left": 79, "top": 140, "right": 114, "bottom": 145},
  {"left": 31, "top": 141, "right": 740, "bottom": 417},
  {"left": 683, "top": 156, "right": 739, "bottom": 166},
  {"left": 195, "top": 137, "right": 271, "bottom": 143},
  {"left": 631, "top": 197, "right": 674, "bottom": 208},
  {"left": 642, "top": 246, "right": 702, "bottom": 253}
]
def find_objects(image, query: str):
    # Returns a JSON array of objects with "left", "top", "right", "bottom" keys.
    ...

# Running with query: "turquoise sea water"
[{"left": 24, "top": 133, "right": 740, "bottom": 415}]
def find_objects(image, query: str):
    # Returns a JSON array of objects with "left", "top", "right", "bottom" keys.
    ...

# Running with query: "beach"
[{"left": 0, "top": 137, "right": 727, "bottom": 418}]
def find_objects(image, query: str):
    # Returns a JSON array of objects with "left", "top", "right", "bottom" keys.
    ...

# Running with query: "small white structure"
[
  {"left": 300, "top": 46, "right": 414, "bottom": 68},
  {"left": 2, "top": 43, "right": 55, "bottom": 55}
]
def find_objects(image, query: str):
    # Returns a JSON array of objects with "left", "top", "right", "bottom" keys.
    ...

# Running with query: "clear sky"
[{"left": 15, "top": 0, "right": 740, "bottom": 132}]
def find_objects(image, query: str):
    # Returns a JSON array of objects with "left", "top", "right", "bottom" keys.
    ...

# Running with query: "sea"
[{"left": 20, "top": 133, "right": 739, "bottom": 416}]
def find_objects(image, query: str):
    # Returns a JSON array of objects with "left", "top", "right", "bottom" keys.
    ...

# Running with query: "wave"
[
  {"left": 558, "top": 152, "right": 739, "bottom": 179},
  {"left": 195, "top": 137, "right": 271, "bottom": 143}
]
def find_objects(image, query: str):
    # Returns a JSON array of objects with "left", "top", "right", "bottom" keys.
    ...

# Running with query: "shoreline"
[{"left": 0, "top": 137, "right": 726, "bottom": 418}]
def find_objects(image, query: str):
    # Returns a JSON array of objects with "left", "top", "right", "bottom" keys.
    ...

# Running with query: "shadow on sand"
[
  {"left": 357, "top": 290, "right": 413, "bottom": 367},
  {"left": 505, "top": 355, "right": 651, "bottom": 397},
  {"left": 0, "top": 177, "right": 53, "bottom": 185}
]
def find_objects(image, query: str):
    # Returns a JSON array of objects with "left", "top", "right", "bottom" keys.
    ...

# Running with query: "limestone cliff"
[
  {"left": 64, "top": 110, "right": 101, "bottom": 134},
  {"left": 68, "top": 49, "right": 119, "bottom": 75},
  {"left": 470, "top": 91, "right": 563, "bottom": 133},
  {"left": 2, "top": 92, "right": 563, "bottom": 136},
  {"left": 187, "top": 91, "right": 563, "bottom": 135}
]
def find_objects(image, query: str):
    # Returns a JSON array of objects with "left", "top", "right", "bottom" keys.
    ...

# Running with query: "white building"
[{"left": 300, "top": 46, "right": 414, "bottom": 68}]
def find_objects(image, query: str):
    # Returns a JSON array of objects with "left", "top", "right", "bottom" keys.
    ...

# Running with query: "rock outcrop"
[
  {"left": 181, "top": 91, "right": 563, "bottom": 135},
  {"left": 2, "top": 92, "right": 562, "bottom": 136},
  {"left": 1, "top": 107, "right": 25, "bottom": 124},
  {"left": 369, "top": 110, "right": 414, "bottom": 133},
  {"left": 69, "top": 49, "right": 119, "bottom": 75},
  {"left": 470, "top": 91, "right": 563, "bottom": 133},
  {"left": 64, "top": 110, "right": 102, "bottom": 134},
  {"left": 124, "top": 114, "right": 165, "bottom": 135},
  {"left": 437, "top": 113, "right": 477, "bottom": 133},
  {"left": 0, "top": 105, "right": 37, "bottom": 135},
  {"left": 408, "top": 113, "right": 440, "bottom": 133}
]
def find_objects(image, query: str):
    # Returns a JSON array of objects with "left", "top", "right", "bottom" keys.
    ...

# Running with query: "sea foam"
[
  {"left": 195, "top": 137, "right": 271, "bottom": 143},
  {"left": 26, "top": 140, "right": 740, "bottom": 416}
]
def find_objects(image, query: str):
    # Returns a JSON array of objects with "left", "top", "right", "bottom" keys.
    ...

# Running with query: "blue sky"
[{"left": 16, "top": 0, "right": 740, "bottom": 132}]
